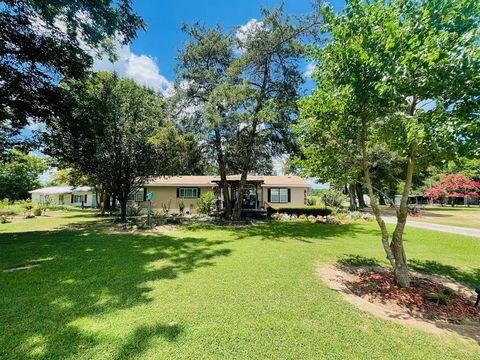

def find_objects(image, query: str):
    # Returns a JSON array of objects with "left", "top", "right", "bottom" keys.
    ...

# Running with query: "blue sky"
[
  {"left": 42, "top": 1, "right": 346, "bottom": 186},
  {"left": 93, "top": 0, "right": 345, "bottom": 96}
]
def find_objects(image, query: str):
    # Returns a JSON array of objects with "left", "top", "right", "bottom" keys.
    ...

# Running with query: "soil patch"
[{"left": 317, "top": 265, "right": 480, "bottom": 344}]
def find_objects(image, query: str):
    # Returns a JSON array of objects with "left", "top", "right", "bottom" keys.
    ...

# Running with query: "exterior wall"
[
  {"left": 262, "top": 186, "right": 308, "bottom": 207},
  {"left": 31, "top": 192, "right": 97, "bottom": 207},
  {"left": 145, "top": 186, "right": 215, "bottom": 213}
]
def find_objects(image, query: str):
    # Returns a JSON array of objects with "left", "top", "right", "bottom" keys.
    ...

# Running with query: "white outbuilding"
[{"left": 29, "top": 186, "right": 98, "bottom": 208}]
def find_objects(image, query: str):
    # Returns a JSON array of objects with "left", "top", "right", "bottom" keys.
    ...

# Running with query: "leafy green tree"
[
  {"left": 175, "top": 23, "right": 238, "bottom": 217},
  {"left": 0, "top": 150, "right": 46, "bottom": 200},
  {"left": 176, "top": 5, "right": 321, "bottom": 220},
  {"left": 230, "top": 5, "right": 321, "bottom": 219},
  {"left": 0, "top": 0, "right": 145, "bottom": 155},
  {"left": 44, "top": 72, "right": 183, "bottom": 221},
  {"left": 297, "top": 0, "right": 479, "bottom": 287}
]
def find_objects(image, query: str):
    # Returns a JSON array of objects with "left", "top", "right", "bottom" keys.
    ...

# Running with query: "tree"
[
  {"left": 425, "top": 174, "right": 480, "bottom": 206},
  {"left": 175, "top": 23, "right": 238, "bottom": 217},
  {"left": 44, "top": 72, "right": 182, "bottom": 221},
  {"left": 230, "top": 5, "right": 321, "bottom": 219},
  {"left": 296, "top": 0, "right": 479, "bottom": 287},
  {"left": 0, "top": 149, "right": 46, "bottom": 200},
  {"left": 0, "top": 0, "right": 145, "bottom": 155}
]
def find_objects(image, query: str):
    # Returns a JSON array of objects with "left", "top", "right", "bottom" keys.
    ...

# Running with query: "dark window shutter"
[
  {"left": 71, "top": 194, "right": 74, "bottom": 203},
  {"left": 267, "top": 189, "right": 271, "bottom": 202},
  {"left": 143, "top": 187, "right": 147, "bottom": 201},
  {"left": 197, "top": 187, "right": 201, "bottom": 198},
  {"left": 84, "top": 194, "right": 87, "bottom": 202},
  {"left": 287, "top": 189, "right": 291, "bottom": 203},
  {"left": 176, "top": 188, "right": 180, "bottom": 198}
]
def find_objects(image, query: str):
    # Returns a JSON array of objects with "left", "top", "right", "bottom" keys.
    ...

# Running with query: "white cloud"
[
  {"left": 236, "top": 18, "right": 264, "bottom": 48},
  {"left": 304, "top": 63, "right": 316, "bottom": 78},
  {"left": 30, "top": 13, "right": 173, "bottom": 97},
  {"left": 93, "top": 43, "right": 173, "bottom": 97}
]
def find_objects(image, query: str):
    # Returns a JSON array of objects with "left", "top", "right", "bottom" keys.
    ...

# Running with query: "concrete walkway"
[{"left": 382, "top": 216, "right": 480, "bottom": 238}]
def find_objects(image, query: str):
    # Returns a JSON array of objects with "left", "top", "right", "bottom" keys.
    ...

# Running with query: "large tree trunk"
[
  {"left": 360, "top": 117, "right": 396, "bottom": 270},
  {"left": 119, "top": 198, "right": 127, "bottom": 222},
  {"left": 348, "top": 183, "right": 357, "bottom": 211},
  {"left": 356, "top": 182, "right": 366, "bottom": 208},
  {"left": 390, "top": 150, "right": 416, "bottom": 288},
  {"left": 233, "top": 171, "right": 248, "bottom": 220},
  {"left": 214, "top": 129, "right": 231, "bottom": 219}
]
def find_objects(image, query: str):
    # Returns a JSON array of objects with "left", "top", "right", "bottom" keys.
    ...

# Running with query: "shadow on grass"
[
  {"left": 409, "top": 259, "right": 480, "bottom": 288},
  {"left": 185, "top": 221, "right": 378, "bottom": 244},
  {"left": 115, "top": 322, "right": 183, "bottom": 360},
  {"left": 0, "top": 222, "right": 231, "bottom": 359}
]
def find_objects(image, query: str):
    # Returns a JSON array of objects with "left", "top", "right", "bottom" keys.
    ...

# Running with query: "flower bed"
[{"left": 347, "top": 270, "right": 480, "bottom": 321}]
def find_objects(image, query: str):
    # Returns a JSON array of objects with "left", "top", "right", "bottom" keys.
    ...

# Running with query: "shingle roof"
[
  {"left": 29, "top": 186, "right": 92, "bottom": 194},
  {"left": 146, "top": 175, "right": 309, "bottom": 187},
  {"left": 145, "top": 176, "right": 216, "bottom": 186}
]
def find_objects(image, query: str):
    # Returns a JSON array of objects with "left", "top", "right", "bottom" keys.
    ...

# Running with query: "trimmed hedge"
[{"left": 268, "top": 205, "right": 333, "bottom": 217}]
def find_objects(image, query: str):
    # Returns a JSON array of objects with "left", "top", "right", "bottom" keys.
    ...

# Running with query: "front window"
[
  {"left": 129, "top": 188, "right": 145, "bottom": 202},
  {"left": 271, "top": 188, "right": 289, "bottom": 203},
  {"left": 179, "top": 188, "right": 198, "bottom": 198},
  {"left": 72, "top": 194, "right": 83, "bottom": 203}
]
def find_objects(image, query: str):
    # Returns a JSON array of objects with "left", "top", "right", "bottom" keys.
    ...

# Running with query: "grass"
[
  {"left": 379, "top": 205, "right": 480, "bottom": 229},
  {"left": 1, "top": 211, "right": 479, "bottom": 359}
]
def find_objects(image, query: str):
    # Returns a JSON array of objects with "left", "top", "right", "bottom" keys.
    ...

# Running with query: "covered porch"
[{"left": 212, "top": 176, "right": 267, "bottom": 214}]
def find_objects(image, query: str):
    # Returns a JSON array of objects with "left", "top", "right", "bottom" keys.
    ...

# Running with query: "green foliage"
[
  {"left": 0, "top": 0, "right": 145, "bottom": 155},
  {"left": 0, "top": 150, "right": 47, "bottom": 200},
  {"left": 296, "top": 0, "right": 480, "bottom": 181},
  {"left": 269, "top": 205, "right": 333, "bottom": 217},
  {"left": 0, "top": 215, "right": 10, "bottom": 224},
  {"left": 176, "top": 6, "right": 322, "bottom": 218},
  {"left": 296, "top": 0, "right": 480, "bottom": 282},
  {"left": 44, "top": 71, "right": 181, "bottom": 221},
  {"left": 197, "top": 191, "right": 217, "bottom": 215}
]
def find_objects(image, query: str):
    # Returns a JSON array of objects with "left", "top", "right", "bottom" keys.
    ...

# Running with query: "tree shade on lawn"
[{"left": 0, "top": 211, "right": 479, "bottom": 359}]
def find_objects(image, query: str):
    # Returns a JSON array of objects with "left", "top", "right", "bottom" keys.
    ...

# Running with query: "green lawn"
[
  {"left": 1, "top": 212, "right": 479, "bottom": 359},
  {"left": 380, "top": 205, "right": 480, "bottom": 229}
]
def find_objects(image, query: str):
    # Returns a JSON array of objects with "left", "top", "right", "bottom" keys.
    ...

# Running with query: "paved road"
[{"left": 382, "top": 216, "right": 480, "bottom": 238}]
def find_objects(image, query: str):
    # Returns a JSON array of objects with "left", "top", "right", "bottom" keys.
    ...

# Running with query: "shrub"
[
  {"left": 197, "top": 191, "right": 216, "bottom": 215},
  {"left": 0, "top": 215, "right": 10, "bottom": 224},
  {"left": 127, "top": 203, "right": 145, "bottom": 216},
  {"left": 165, "top": 216, "right": 182, "bottom": 225},
  {"left": 298, "top": 214, "right": 307, "bottom": 221},
  {"left": 33, "top": 208, "right": 42, "bottom": 216},
  {"left": 269, "top": 205, "right": 333, "bottom": 217},
  {"left": 322, "top": 189, "right": 346, "bottom": 207}
]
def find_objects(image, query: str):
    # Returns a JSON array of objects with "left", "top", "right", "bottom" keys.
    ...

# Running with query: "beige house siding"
[
  {"left": 262, "top": 186, "right": 308, "bottom": 206},
  {"left": 143, "top": 185, "right": 308, "bottom": 212},
  {"left": 145, "top": 186, "right": 215, "bottom": 213}
]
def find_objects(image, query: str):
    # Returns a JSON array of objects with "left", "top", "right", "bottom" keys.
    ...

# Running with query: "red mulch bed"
[{"left": 347, "top": 271, "right": 480, "bottom": 322}]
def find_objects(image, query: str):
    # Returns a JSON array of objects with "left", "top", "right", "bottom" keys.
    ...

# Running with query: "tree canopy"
[
  {"left": 44, "top": 71, "right": 183, "bottom": 221},
  {"left": 0, "top": 149, "right": 46, "bottom": 200},
  {"left": 296, "top": 0, "right": 480, "bottom": 287},
  {"left": 0, "top": 0, "right": 145, "bottom": 155}
]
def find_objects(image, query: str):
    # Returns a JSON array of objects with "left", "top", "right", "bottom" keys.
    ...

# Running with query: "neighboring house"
[
  {"left": 134, "top": 175, "right": 310, "bottom": 214},
  {"left": 29, "top": 186, "right": 98, "bottom": 207}
]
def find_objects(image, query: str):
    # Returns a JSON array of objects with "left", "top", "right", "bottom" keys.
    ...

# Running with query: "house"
[
  {"left": 135, "top": 175, "right": 310, "bottom": 214},
  {"left": 29, "top": 186, "right": 98, "bottom": 207}
]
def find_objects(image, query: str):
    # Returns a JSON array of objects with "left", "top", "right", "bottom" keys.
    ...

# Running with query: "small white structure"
[{"left": 29, "top": 186, "right": 98, "bottom": 208}]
